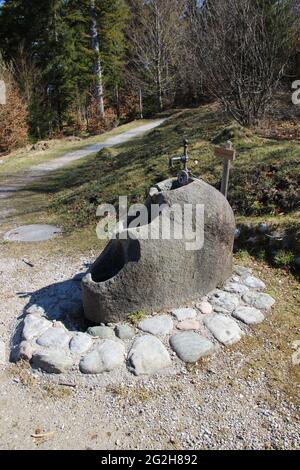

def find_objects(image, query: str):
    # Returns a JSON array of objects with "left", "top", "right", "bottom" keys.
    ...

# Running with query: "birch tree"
[
  {"left": 90, "top": 0, "right": 105, "bottom": 116},
  {"left": 127, "top": 0, "right": 185, "bottom": 112}
]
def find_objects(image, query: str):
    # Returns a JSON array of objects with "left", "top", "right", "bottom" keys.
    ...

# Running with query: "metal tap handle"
[
  {"left": 183, "top": 139, "right": 189, "bottom": 170},
  {"left": 183, "top": 139, "right": 189, "bottom": 156},
  {"left": 169, "top": 139, "right": 189, "bottom": 172},
  {"left": 169, "top": 155, "right": 182, "bottom": 169}
]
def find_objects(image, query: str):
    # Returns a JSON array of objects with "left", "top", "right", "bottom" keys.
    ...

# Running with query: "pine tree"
[{"left": 0, "top": 0, "right": 128, "bottom": 136}]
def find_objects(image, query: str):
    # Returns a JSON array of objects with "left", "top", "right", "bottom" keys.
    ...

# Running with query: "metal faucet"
[{"left": 169, "top": 139, "right": 190, "bottom": 186}]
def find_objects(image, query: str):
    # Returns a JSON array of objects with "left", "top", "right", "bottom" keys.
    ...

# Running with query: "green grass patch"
[{"left": 127, "top": 310, "right": 146, "bottom": 325}]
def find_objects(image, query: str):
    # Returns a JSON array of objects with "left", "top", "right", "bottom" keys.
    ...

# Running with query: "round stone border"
[{"left": 8, "top": 265, "right": 276, "bottom": 379}]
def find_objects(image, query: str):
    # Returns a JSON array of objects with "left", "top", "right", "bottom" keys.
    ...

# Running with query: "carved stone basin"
[{"left": 82, "top": 177, "right": 235, "bottom": 324}]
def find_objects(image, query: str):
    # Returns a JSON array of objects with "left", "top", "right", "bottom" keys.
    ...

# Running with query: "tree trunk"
[
  {"left": 156, "top": 60, "right": 163, "bottom": 111},
  {"left": 139, "top": 88, "right": 143, "bottom": 119},
  {"left": 155, "top": 4, "right": 163, "bottom": 111},
  {"left": 90, "top": 0, "right": 105, "bottom": 116}
]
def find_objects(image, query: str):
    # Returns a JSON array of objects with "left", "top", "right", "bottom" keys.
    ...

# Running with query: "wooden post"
[{"left": 214, "top": 141, "right": 236, "bottom": 199}]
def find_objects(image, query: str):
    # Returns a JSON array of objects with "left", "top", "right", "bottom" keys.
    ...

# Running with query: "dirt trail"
[{"left": 0, "top": 120, "right": 165, "bottom": 203}]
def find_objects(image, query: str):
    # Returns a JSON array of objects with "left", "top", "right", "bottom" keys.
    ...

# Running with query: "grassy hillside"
[{"left": 8, "top": 100, "right": 300, "bottom": 269}]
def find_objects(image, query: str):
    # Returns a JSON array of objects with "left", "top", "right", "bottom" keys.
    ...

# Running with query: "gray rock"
[
  {"left": 292, "top": 350, "right": 300, "bottom": 366},
  {"left": 79, "top": 340, "right": 125, "bottom": 374},
  {"left": 291, "top": 340, "right": 300, "bottom": 351},
  {"left": 82, "top": 177, "right": 235, "bottom": 324},
  {"left": 17, "top": 341, "right": 35, "bottom": 361},
  {"left": 204, "top": 314, "right": 243, "bottom": 346},
  {"left": 234, "top": 228, "right": 241, "bottom": 239},
  {"left": 22, "top": 315, "right": 51, "bottom": 341},
  {"left": 115, "top": 324, "right": 136, "bottom": 340},
  {"left": 69, "top": 332, "right": 92, "bottom": 354},
  {"left": 31, "top": 350, "right": 73, "bottom": 374},
  {"left": 138, "top": 315, "right": 173, "bottom": 336},
  {"left": 258, "top": 223, "right": 269, "bottom": 234},
  {"left": 223, "top": 282, "right": 249, "bottom": 295},
  {"left": 233, "top": 265, "right": 252, "bottom": 276},
  {"left": 172, "top": 308, "right": 197, "bottom": 321},
  {"left": 242, "top": 275, "right": 266, "bottom": 290},
  {"left": 209, "top": 290, "right": 240, "bottom": 313},
  {"left": 170, "top": 332, "right": 214, "bottom": 363},
  {"left": 233, "top": 306, "right": 265, "bottom": 325},
  {"left": 26, "top": 304, "right": 45, "bottom": 316},
  {"left": 196, "top": 301, "right": 213, "bottom": 315},
  {"left": 177, "top": 319, "right": 200, "bottom": 331},
  {"left": 87, "top": 326, "right": 115, "bottom": 339},
  {"left": 242, "top": 292, "right": 275, "bottom": 311},
  {"left": 127, "top": 335, "right": 171, "bottom": 376},
  {"left": 36, "top": 327, "right": 71, "bottom": 349},
  {"left": 0, "top": 339, "right": 5, "bottom": 365}
]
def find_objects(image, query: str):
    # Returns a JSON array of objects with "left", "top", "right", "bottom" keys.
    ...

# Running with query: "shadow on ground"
[{"left": 10, "top": 264, "right": 93, "bottom": 361}]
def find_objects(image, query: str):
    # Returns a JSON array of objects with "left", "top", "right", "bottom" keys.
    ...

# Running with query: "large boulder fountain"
[{"left": 82, "top": 176, "right": 236, "bottom": 324}]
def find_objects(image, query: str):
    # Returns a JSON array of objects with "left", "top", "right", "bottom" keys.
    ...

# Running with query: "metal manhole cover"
[{"left": 3, "top": 224, "right": 62, "bottom": 242}]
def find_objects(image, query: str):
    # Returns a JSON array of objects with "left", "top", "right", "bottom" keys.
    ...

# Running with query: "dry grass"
[
  {"left": 107, "top": 384, "right": 156, "bottom": 403},
  {"left": 42, "top": 384, "right": 72, "bottom": 399},
  {"left": 8, "top": 360, "right": 36, "bottom": 387}
]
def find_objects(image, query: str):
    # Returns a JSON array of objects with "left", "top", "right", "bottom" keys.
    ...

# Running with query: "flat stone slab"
[
  {"left": 31, "top": 350, "right": 73, "bottom": 374},
  {"left": 87, "top": 326, "right": 115, "bottom": 340},
  {"left": 22, "top": 315, "right": 51, "bottom": 341},
  {"left": 242, "top": 292, "right": 275, "bottom": 311},
  {"left": 170, "top": 332, "right": 214, "bottom": 363},
  {"left": 242, "top": 275, "right": 266, "bottom": 290},
  {"left": 204, "top": 314, "right": 244, "bottom": 346},
  {"left": 172, "top": 308, "right": 197, "bottom": 321},
  {"left": 127, "top": 335, "right": 171, "bottom": 376},
  {"left": 26, "top": 305, "right": 45, "bottom": 316},
  {"left": 138, "top": 315, "right": 173, "bottom": 336},
  {"left": 233, "top": 306, "right": 265, "bottom": 325},
  {"left": 196, "top": 301, "right": 213, "bottom": 315},
  {"left": 292, "top": 350, "right": 300, "bottom": 366},
  {"left": 79, "top": 340, "right": 125, "bottom": 374},
  {"left": 209, "top": 291, "right": 240, "bottom": 313},
  {"left": 177, "top": 319, "right": 200, "bottom": 331},
  {"left": 223, "top": 282, "right": 249, "bottom": 295},
  {"left": 115, "top": 324, "right": 136, "bottom": 340},
  {"left": 36, "top": 327, "right": 71, "bottom": 349},
  {"left": 291, "top": 340, "right": 300, "bottom": 351},
  {"left": 69, "top": 332, "right": 92, "bottom": 355},
  {"left": 233, "top": 266, "right": 252, "bottom": 276},
  {"left": 4, "top": 224, "right": 62, "bottom": 242},
  {"left": 17, "top": 341, "right": 35, "bottom": 361}
]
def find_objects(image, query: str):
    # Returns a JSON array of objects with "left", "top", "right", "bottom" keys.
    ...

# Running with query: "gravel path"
[
  {"left": 0, "top": 250, "right": 299, "bottom": 450},
  {"left": 0, "top": 120, "right": 165, "bottom": 202}
]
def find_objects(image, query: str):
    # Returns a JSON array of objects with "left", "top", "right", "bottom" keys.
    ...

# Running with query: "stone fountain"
[
  {"left": 11, "top": 141, "right": 275, "bottom": 377},
  {"left": 82, "top": 141, "right": 236, "bottom": 324}
]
